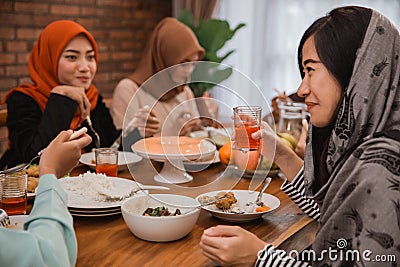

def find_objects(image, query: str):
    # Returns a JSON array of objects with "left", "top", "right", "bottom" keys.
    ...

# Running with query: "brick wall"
[{"left": 0, "top": 0, "right": 172, "bottom": 157}]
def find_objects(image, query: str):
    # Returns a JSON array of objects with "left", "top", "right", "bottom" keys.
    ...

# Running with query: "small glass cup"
[
  {"left": 277, "top": 100, "right": 307, "bottom": 144},
  {"left": 0, "top": 172, "right": 27, "bottom": 215},
  {"left": 95, "top": 148, "right": 118, "bottom": 177},
  {"left": 233, "top": 106, "right": 262, "bottom": 151}
]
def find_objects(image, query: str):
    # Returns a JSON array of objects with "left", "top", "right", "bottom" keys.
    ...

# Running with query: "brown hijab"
[
  {"left": 2, "top": 20, "right": 99, "bottom": 129},
  {"left": 130, "top": 17, "right": 204, "bottom": 97}
]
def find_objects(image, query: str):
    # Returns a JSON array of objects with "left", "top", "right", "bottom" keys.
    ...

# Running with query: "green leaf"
[
  {"left": 197, "top": 19, "right": 234, "bottom": 53},
  {"left": 177, "top": 10, "right": 195, "bottom": 31},
  {"left": 219, "top": 50, "right": 235, "bottom": 62}
]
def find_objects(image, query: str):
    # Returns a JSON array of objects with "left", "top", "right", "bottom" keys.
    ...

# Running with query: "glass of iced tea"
[
  {"left": 95, "top": 148, "right": 118, "bottom": 177},
  {"left": 0, "top": 172, "right": 27, "bottom": 215},
  {"left": 233, "top": 106, "right": 262, "bottom": 151}
]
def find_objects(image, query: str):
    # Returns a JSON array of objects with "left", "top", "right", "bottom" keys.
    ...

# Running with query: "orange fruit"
[{"left": 219, "top": 141, "right": 233, "bottom": 165}]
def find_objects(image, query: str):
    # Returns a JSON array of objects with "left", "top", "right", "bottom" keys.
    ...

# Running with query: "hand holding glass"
[{"left": 233, "top": 106, "right": 262, "bottom": 151}]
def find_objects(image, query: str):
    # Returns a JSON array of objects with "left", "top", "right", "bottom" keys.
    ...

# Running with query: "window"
[{"left": 213, "top": 0, "right": 400, "bottom": 118}]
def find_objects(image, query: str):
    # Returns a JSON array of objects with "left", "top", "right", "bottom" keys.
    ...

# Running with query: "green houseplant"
[{"left": 178, "top": 10, "right": 245, "bottom": 97}]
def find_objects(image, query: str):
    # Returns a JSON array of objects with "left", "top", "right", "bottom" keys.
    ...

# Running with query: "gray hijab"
[
  {"left": 303, "top": 9, "right": 400, "bottom": 199},
  {"left": 303, "top": 9, "right": 400, "bottom": 266}
]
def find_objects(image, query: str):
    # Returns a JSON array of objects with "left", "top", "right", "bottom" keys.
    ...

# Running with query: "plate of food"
[
  {"left": 58, "top": 172, "right": 146, "bottom": 209},
  {"left": 196, "top": 190, "right": 280, "bottom": 222},
  {"left": 79, "top": 151, "right": 142, "bottom": 170},
  {"left": 132, "top": 136, "right": 216, "bottom": 161},
  {"left": 132, "top": 136, "right": 216, "bottom": 184},
  {"left": 25, "top": 165, "right": 39, "bottom": 199}
]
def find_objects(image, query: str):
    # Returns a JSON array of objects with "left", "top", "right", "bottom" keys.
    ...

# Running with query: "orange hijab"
[
  {"left": 2, "top": 20, "right": 99, "bottom": 129},
  {"left": 130, "top": 17, "right": 204, "bottom": 97}
]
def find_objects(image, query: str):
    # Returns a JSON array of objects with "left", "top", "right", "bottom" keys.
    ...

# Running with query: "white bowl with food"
[
  {"left": 196, "top": 190, "right": 280, "bottom": 222},
  {"left": 121, "top": 194, "right": 200, "bottom": 242}
]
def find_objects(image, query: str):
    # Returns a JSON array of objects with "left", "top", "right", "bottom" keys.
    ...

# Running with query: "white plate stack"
[{"left": 59, "top": 174, "right": 146, "bottom": 217}]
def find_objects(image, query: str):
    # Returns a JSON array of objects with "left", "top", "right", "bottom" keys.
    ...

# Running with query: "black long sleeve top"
[{"left": 1, "top": 91, "right": 120, "bottom": 168}]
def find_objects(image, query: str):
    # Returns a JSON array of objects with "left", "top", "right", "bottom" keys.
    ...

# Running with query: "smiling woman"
[
  {"left": 57, "top": 35, "right": 97, "bottom": 90},
  {"left": 0, "top": 20, "right": 120, "bottom": 169},
  {"left": 297, "top": 36, "right": 342, "bottom": 127},
  {"left": 200, "top": 6, "right": 400, "bottom": 266}
]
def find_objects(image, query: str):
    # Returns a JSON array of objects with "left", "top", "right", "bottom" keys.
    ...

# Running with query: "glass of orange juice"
[
  {"left": 0, "top": 172, "right": 27, "bottom": 215},
  {"left": 233, "top": 106, "right": 262, "bottom": 151},
  {"left": 95, "top": 148, "right": 118, "bottom": 177}
]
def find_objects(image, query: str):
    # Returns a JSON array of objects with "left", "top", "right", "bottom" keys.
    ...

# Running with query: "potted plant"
[{"left": 178, "top": 10, "right": 245, "bottom": 97}]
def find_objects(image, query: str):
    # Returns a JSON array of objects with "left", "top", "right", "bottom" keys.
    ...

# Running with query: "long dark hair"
[{"left": 297, "top": 6, "right": 372, "bottom": 191}]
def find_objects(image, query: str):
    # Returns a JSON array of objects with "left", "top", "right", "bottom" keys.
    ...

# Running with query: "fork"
[
  {"left": 0, "top": 149, "right": 45, "bottom": 175},
  {"left": 180, "top": 195, "right": 230, "bottom": 215},
  {"left": 246, "top": 177, "right": 272, "bottom": 207},
  {"left": 86, "top": 116, "right": 100, "bottom": 148},
  {"left": 0, "top": 209, "right": 10, "bottom": 228}
]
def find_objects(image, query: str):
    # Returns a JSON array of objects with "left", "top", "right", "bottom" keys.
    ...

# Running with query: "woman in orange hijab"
[
  {"left": 110, "top": 17, "right": 205, "bottom": 150},
  {"left": 0, "top": 20, "right": 119, "bottom": 168}
]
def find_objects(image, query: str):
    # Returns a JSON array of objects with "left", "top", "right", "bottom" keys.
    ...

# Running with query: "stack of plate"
[
  {"left": 59, "top": 175, "right": 144, "bottom": 217},
  {"left": 68, "top": 206, "right": 122, "bottom": 217}
]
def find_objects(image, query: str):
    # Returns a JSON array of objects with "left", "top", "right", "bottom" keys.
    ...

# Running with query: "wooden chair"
[{"left": 0, "top": 109, "right": 7, "bottom": 127}]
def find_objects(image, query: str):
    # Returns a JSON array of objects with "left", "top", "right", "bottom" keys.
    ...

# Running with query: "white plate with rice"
[{"left": 59, "top": 172, "right": 145, "bottom": 210}]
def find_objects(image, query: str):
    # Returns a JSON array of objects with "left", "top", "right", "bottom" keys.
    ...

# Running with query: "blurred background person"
[{"left": 110, "top": 17, "right": 205, "bottom": 151}]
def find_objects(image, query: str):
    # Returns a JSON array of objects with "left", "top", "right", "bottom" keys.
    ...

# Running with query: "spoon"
[
  {"left": 0, "top": 127, "right": 88, "bottom": 175},
  {"left": 97, "top": 185, "right": 170, "bottom": 201},
  {"left": 246, "top": 177, "right": 272, "bottom": 207},
  {"left": 0, "top": 209, "right": 10, "bottom": 228},
  {"left": 0, "top": 149, "right": 45, "bottom": 175}
]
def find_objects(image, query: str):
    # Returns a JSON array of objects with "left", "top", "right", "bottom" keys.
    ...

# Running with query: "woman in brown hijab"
[{"left": 110, "top": 17, "right": 205, "bottom": 150}]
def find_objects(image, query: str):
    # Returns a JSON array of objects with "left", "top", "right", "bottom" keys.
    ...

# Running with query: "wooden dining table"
[{"left": 49, "top": 156, "right": 318, "bottom": 267}]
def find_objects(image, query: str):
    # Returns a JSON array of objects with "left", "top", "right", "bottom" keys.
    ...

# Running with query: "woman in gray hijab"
[{"left": 200, "top": 6, "right": 400, "bottom": 266}]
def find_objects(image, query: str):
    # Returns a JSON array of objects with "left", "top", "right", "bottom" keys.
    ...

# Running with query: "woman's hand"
[
  {"left": 123, "top": 106, "right": 159, "bottom": 138},
  {"left": 252, "top": 121, "right": 303, "bottom": 182},
  {"left": 51, "top": 85, "right": 91, "bottom": 119},
  {"left": 295, "top": 119, "right": 308, "bottom": 159},
  {"left": 180, "top": 117, "right": 201, "bottom": 136},
  {"left": 251, "top": 121, "right": 283, "bottom": 161},
  {"left": 200, "top": 225, "right": 266, "bottom": 266},
  {"left": 39, "top": 130, "right": 92, "bottom": 178}
]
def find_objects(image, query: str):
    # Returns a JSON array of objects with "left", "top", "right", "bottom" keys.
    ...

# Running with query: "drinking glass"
[
  {"left": 277, "top": 100, "right": 307, "bottom": 144},
  {"left": 233, "top": 106, "right": 262, "bottom": 151},
  {"left": 0, "top": 172, "right": 27, "bottom": 215},
  {"left": 95, "top": 148, "right": 118, "bottom": 177}
]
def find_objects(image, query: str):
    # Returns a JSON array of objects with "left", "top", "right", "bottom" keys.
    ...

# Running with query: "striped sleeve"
[
  {"left": 255, "top": 244, "right": 310, "bottom": 267},
  {"left": 280, "top": 167, "right": 320, "bottom": 221}
]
